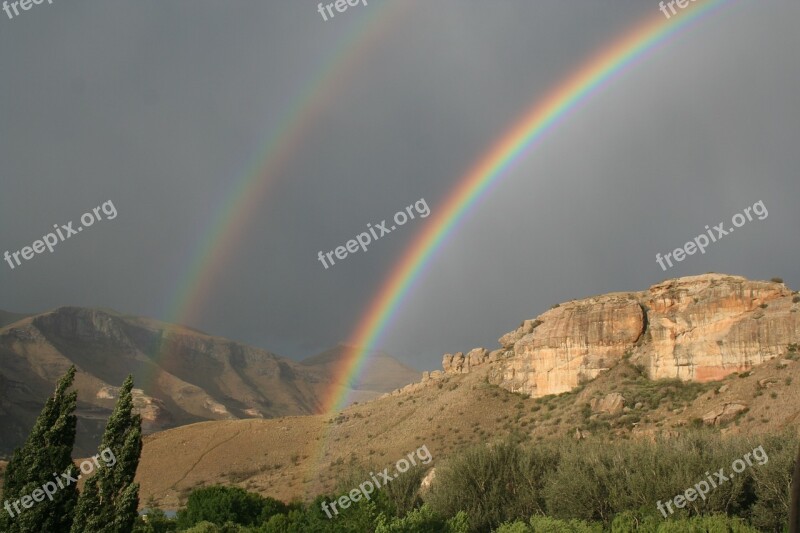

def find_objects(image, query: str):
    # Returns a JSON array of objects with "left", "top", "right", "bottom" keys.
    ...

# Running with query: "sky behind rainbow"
[
  {"left": 322, "top": 0, "right": 734, "bottom": 414},
  {"left": 2, "top": 0, "right": 798, "bottom": 381}
]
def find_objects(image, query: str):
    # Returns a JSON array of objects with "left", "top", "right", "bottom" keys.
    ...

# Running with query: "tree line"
[{"left": 0, "top": 367, "right": 142, "bottom": 532}]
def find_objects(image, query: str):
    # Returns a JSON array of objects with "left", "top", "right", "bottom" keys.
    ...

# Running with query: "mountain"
[
  {"left": 0, "top": 307, "right": 417, "bottom": 458},
  {"left": 0, "top": 310, "right": 32, "bottom": 329},
  {"left": 131, "top": 273, "right": 800, "bottom": 509},
  {"left": 0, "top": 306, "right": 329, "bottom": 456},
  {"left": 440, "top": 273, "right": 800, "bottom": 397},
  {"left": 301, "top": 345, "right": 421, "bottom": 404}
]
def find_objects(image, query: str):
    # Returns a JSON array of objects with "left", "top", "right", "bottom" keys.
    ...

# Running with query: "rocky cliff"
[{"left": 435, "top": 274, "right": 800, "bottom": 398}]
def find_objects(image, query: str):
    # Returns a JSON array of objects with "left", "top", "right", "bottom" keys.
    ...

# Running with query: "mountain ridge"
[
  {"left": 126, "top": 273, "right": 800, "bottom": 509},
  {"left": 0, "top": 306, "right": 417, "bottom": 456}
]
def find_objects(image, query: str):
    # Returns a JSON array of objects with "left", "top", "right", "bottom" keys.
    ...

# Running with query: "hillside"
[
  {"left": 301, "top": 345, "right": 420, "bottom": 404},
  {"left": 0, "top": 307, "right": 417, "bottom": 457},
  {"left": 0, "top": 310, "right": 32, "bottom": 329},
  {"left": 134, "top": 274, "right": 800, "bottom": 510},
  {"left": 136, "top": 352, "right": 800, "bottom": 510}
]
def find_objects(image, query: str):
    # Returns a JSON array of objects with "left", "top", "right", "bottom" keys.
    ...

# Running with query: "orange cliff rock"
[{"left": 433, "top": 274, "right": 800, "bottom": 398}]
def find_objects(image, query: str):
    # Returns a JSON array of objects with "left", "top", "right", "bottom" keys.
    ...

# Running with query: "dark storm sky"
[{"left": 1, "top": 0, "right": 798, "bottom": 370}]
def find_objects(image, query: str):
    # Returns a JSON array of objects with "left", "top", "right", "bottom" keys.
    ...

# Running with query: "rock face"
[
  {"left": 591, "top": 392, "right": 626, "bottom": 415},
  {"left": 440, "top": 274, "right": 800, "bottom": 398},
  {"left": 643, "top": 276, "right": 796, "bottom": 381},
  {"left": 501, "top": 296, "right": 645, "bottom": 396},
  {"left": 702, "top": 402, "right": 749, "bottom": 426}
]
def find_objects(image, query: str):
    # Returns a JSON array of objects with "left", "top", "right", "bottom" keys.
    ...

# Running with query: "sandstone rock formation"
[
  {"left": 643, "top": 276, "right": 796, "bottom": 381},
  {"left": 702, "top": 402, "right": 749, "bottom": 426},
  {"left": 440, "top": 274, "right": 800, "bottom": 398},
  {"left": 591, "top": 392, "right": 626, "bottom": 415},
  {"left": 501, "top": 295, "right": 645, "bottom": 396}
]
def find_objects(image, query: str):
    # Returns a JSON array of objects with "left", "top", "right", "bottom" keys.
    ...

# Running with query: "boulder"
[
  {"left": 758, "top": 378, "right": 778, "bottom": 388},
  {"left": 590, "top": 392, "right": 626, "bottom": 415},
  {"left": 442, "top": 354, "right": 454, "bottom": 373},
  {"left": 467, "top": 347, "right": 489, "bottom": 367},
  {"left": 702, "top": 402, "right": 748, "bottom": 426}
]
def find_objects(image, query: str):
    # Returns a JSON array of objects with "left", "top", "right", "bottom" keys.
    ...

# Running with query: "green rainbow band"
[
  {"left": 148, "top": 1, "right": 414, "bottom": 388},
  {"left": 325, "top": 0, "right": 734, "bottom": 414}
]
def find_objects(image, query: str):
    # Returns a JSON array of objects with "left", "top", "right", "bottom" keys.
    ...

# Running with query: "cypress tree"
[
  {"left": 791, "top": 444, "right": 800, "bottom": 533},
  {"left": 70, "top": 374, "right": 143, "bottom": 533},
  {"left": 1, "top": 366, "right": 79, "bottom": 533}
]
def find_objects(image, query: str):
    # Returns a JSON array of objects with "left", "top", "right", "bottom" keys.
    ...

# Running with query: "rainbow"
[
  {"left": 148, "top": 1, "right": 414, "bottom": 386},
  {"left": 323, "top": 0, "right": 736, "bottom": 414}
]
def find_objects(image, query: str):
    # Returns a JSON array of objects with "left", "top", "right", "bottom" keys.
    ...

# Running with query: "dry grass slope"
[{"left": 136, "top": 353, "right": 800, "bottom": 510}]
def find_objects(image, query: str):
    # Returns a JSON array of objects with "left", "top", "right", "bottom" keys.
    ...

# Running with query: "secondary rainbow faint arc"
[
  {"left": 324, "top": 0, "right": 734, "bottom": 414},
  {"left": 148, "top": 1, "right": 413, "bottom": 384}
]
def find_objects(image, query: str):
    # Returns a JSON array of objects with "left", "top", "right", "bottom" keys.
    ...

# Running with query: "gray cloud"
[{"left": 1, "top": 0, "right": 798, "bottom": 371}]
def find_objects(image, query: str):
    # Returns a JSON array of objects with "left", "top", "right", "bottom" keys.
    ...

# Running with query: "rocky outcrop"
[
  {"left": 499, "top": 319, "right": 543, "bottom": 349},
  {"left": 440, "top": 274, "right": 800, "bottom": 398},
  {"left": 442, "top": 348, "right": 497, "bottom": 375},
  {"left": 500, "top": 296, "right": 645, "bottom": 396},
  {"left": 702, "top": 402, "right": 749, "bottom": 426},
  {"left": 420, "top": 468, "right": 436, "bottom": 491},
  {"left": 642, "top": 276, "right": 796, "bottom": 381},
  {"left": 96, "top": 386, "right": 170, "bottom": 425},
  {"left": 591, "top": 392, "right": 626, "bottom": 415}
]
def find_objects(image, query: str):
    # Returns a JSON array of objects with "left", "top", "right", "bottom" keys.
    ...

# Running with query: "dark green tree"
[
  {"left": 791, "top": 444, "right": 800, "bottom": 533},
  {"left": 176, "top": 485, "right": 288, "bottom": 529},
  {"left": 1, "top": 366, "right": 79, "bottom": 533},
  {"left": 70, "top": 374, "right": 143, "bottom": 533}
]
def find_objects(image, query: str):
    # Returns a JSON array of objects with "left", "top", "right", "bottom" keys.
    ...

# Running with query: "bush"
[
  {"left": 494, "top": 520, "right": 531, "bottom": 533},
  {"left": 260, "top": 494, "right": 386, "bottom": 533},
  {"left": 181, "top": 522, "right": 221, "bottom": 533},
  {"left": 170, "top": 432, "right": 797, "bottom": 532},
  {"left": 374, "top": 504, "right": 456, "bottom": 532},
  {"left": 427, "top": 439, "right": 559, "bottom": 531},
  {"left": 176, "top": 486, "right": 287, "bottom": 529},
  {"left": 527, "top": 516, "right": 602, "bottom": 532},
  {"left": 611, "top": 510, "right": 660, "bottom": 532},
  {"left": 654, "top": 514, "right": 760, "bottom": 532},
  {"left": 381, "top": 465, "right": 429, "bottom": 516}
]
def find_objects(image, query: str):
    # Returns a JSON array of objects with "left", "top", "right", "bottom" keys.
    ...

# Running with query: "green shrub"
[
  {"left": 176, "top": 486, "right": 286, "bottom": 529},
  {"left": 654, "top": 514, "right": 760, "bottom": 532},
  {"left": 427, "top": 439, "right": 559, "bottom": 531},
  {"left": 493, "top": 520, "right": 531, "bottom": 533},
  {"left": 611, "top": 510, "right": 660, "bottom": 532},
  {"left": 374, "top": 504, "right": 457, "bottom": 532},
  {"left": 528, "top": 516, "right": 602, "bottom": 532}
]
